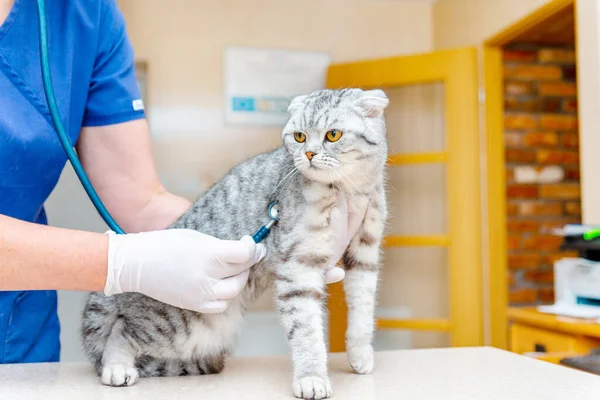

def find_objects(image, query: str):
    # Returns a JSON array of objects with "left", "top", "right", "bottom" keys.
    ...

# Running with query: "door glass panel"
[
  {"left": 374, "top": 83, "right": 449, "bottom": 350},
  {"left": 385, "top": 83, "right": 445, "bottom": 154},
  {"left": 386, "top": 165, "right": 447, "bottom": 235}
]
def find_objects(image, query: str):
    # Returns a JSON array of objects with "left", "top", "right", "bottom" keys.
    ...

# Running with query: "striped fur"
[{"left": 81, "top": 88, "right": 389, "bottom": 399}]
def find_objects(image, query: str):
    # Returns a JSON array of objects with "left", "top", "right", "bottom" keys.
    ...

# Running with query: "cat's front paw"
[
  {"left": 348, "top": 344, "right": 374, "bottom": 374},
  {"left": 101, "top": 363, "right": 139, "bottom": 387},
  {"left": 293, "top": 375, "right": 332, "bottom": 399}
]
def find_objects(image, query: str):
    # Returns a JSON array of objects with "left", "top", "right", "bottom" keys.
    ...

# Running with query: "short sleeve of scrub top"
[{"left": 0, "top": 0, "right": 145, "bottom": 363}]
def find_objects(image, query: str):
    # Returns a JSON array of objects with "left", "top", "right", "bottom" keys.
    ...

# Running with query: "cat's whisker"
[
  {"left": 327, "top": 166, "right": 344, "bottom": 191},
  {"left": 337, "top": 164, "right": 378, "bottom": 190},
  {"left": 274, "top": 167, "right": 299, "bottom": 192},
  {"left": 280, "top": 169, "right": 300, "bottom": 194},
  {"left": 332, "top": 169, "right": 349, "bottom": 193},
  {"left": 342, "top": 162, "right": 399, "bottom": 194},
  {"left": 340, "top": 163, "right": 372, "bottom": 180},
  {"left": 344, "top": 174, "right": 367, "bottom": 194},
  {"left": 333, "top": 169, "right": 368, "bottom": 201},
  {"left": 340, "top": 171, "right": 370, "bottom": 201},
  {"left": 337, "top": 175, "right": 367, "bottom": 202},
  {"left": 280, "top": 169, "right": 299, "bottom": 191}
]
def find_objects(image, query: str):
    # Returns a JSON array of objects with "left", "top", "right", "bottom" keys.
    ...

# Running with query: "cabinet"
[{"left": 508, "top": 307, "right": 600, "bottom": 365}]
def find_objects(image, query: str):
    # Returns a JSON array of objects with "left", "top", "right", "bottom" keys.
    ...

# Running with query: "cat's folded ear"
[
  {"left": 287, "top": 95, "right": 308, "bottom": 114},
  {"left": 354, "top": 89, "right": 389, "bottom": 118}
]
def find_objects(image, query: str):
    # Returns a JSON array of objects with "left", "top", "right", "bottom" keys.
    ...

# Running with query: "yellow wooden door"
[{"left": 326, "top": 48, "right": 483, "bottom": 351}]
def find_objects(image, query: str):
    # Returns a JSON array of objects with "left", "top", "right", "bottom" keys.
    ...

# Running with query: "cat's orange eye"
[
  {"left": 326, "top": 129, "right": 343, "bottom": 142},
  {"left": 294, "top": 132, "right": 306, "bottom": 143}
]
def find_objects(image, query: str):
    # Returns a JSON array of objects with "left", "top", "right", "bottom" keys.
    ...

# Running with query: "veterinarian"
[{"left": 0, "top": 0, "right": 365, "bottom": 364}]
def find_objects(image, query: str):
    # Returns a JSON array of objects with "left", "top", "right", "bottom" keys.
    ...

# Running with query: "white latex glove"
[
  {"left": 104, "top": 230, "right": 266, "bottom": 313},
  {"left": 326, "top": 193, "right": 369, "bottom": 284}
]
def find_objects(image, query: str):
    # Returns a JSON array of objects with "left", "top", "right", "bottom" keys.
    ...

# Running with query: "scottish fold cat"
[{"left": 81, "top": 88, "right": 389, "bottom": 399}]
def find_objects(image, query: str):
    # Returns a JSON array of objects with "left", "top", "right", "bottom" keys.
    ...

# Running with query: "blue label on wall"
[{"left": 232, "top": 97, "right": 256, "bottom": 112}]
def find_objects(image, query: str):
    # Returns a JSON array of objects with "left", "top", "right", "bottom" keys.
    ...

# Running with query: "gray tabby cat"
[{"left": 81, "top": 88, "right": 389, "bottom": 400}]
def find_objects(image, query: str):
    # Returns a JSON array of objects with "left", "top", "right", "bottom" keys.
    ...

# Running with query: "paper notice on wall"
[{"left": 223, "top": 47, "right": 331, "bottom": 126}]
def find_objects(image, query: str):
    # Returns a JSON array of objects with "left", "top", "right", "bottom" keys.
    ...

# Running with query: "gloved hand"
[
  {"left": 326, "top": 193, "right": 369, "bottom": 283},
  {"left": 104, "top": 230, "right": 266, "bottom": 313}
]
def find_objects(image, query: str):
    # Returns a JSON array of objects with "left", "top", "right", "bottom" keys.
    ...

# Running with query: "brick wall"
[{"left": 503, "top": 46, "right": 581, "bottom": 306}]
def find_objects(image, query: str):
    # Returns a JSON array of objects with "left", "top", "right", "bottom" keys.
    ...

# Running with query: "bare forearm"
[
  {"left": 0, "top": 214, "right": 108, "bottom": 292},
  {"left": 121, "top": 189, "right": 191, "bottom": 232},
  {"left": 76, "top": 120, "right": 191, "bottom": 233}
]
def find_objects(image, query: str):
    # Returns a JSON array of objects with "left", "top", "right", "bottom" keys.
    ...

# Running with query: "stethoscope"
[
  {"left": 251, "top": 201, "right": 280, "bottom": 243},
  {"left": 34, "top": 0, "right": 279, "bottom": 243}
]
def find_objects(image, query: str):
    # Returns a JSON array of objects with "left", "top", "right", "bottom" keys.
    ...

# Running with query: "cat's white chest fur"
[{"left": 348, "top": 194, "right": 370, "bottom": 214}]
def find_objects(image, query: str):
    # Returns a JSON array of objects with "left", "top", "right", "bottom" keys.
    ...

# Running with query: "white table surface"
[{"left": 0, "top": 347, "right": 599, "bottom": 399}]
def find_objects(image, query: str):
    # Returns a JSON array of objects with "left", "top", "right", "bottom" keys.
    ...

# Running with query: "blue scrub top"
[{"left": 0, "top": 0, "right": 144, "bottom": 363}]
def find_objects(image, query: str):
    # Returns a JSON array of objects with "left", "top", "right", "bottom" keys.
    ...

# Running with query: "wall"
[
  {"left": 575, "top": 0, "right": 600, "bottom": 225},
  {"left": 502, "top": 46, "right": 581, "bottom": 306},
  {"left": 115, "top": 0, "right": 433, "bottom": 199},
  {"left": 432, "top": 0, "right": 553, "bottom": 50},
  {"left": 49, "top": 0, "right": 435, "bottom": 361}
]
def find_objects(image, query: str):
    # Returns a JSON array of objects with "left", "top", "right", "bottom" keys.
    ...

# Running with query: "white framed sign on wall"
[{"left": 223, "top": 47, "right": 331, "bottom": 126}]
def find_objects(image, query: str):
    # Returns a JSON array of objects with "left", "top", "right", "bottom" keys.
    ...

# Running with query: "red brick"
[
  {"left": 504, "top": 131, "right": 523, "bottom": 147},
  {"left": 540, "top": 183, "right": 580, "bottom": 199},
  {"left": 505, "top": 97, "right": 539, "bottom": 112},
  {"left": 524, "top": 270, "right": 554, "bottom": 284},
  {"left": 504, "top": 49, "right": 538, "bottom": 62},
  {"left": 536, "top": 149, "right": 579, "bottom": 164},
  {"left": 522, "top": 235, "right": 563, "bottom": 251},
  {"left": 519, "top": 201, "right": 563, "bottom": 216},
  {"left": 541, "top": 98, "right": 562, "bottom": 113},
  {"left": 563, "top": 99, "right": 578, "bottom": 113},
  {"left": 545, "top": 251, "right": 579, "bottom": 264},
  {"left": 507, "top": 220, "right": 539, "bottom": 233},
  {"left": 560, "top": 133, "right": 579, "bottom": 149},
  {"left": 504, "top": 65, "right": 562, "bottom": 80},
  {"left": 565, "top": 167, "right": 580, "bottom": 180},
  {"left": 506, "top": 149, "right": 535, "bottom": 163},
  {"left": 509, "top": 272, "right": 516, "bottom": 286},
  {"left": 509, "top": 253, "right": 541, "bottom": 269},
  {"left": 538, "top": 49, "right": 576, "bottom": 64},
  {"left": 505, "top": 114, "right": 537, "bottom": 130},
  {"left": 539, "top": 82, "right": 577, "bottom": 96},
  {"left": 538, "top": 288, "right": 555, "bottom": 303},
  {"left": 507, "top": 184, "right": 538, "bottom": 198},
  {"left": 505, "top": 81, "right": 536, "bottom": 96},
  {"left": 507, "top": 203, "right": 519, "bottom": 216},
  {"left": 565, "top": 201, "right": 582, "bottom": 215},
  {"left": 506, "top": 167, "right": 514, "bottom": 182},
  {"left": 508, "top": 234, "right": 522, "bottom": 250},
  {"left": 510, "top": 288, "right": 537, "bottom": 303},
  {"left": 540, "top": 115, "right": 578, "bottom": 130},
  {"left": 523, "top": 132, "right": 558, "bottom": 147},
  {"left": 563, "top": 65, "right": 577, "bottom": 81}
]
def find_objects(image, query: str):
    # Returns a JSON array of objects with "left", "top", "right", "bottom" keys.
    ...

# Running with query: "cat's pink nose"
[{"left": 305, "top": 151, "right": 316, "bottom": 161}]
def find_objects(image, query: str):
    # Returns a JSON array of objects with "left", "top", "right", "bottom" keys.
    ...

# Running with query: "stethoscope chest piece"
[
  {"left": 252, "top": 200, "right": 280, "bottom": 243},
  {"left": 267, "top": 200, "right": 280, "bottom": 222}
]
